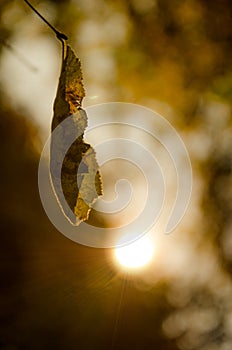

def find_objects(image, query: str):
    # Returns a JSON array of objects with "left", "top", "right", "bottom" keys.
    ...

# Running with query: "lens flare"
[{"left": 115, "top": 236, "right": 154, "bottom": 269}]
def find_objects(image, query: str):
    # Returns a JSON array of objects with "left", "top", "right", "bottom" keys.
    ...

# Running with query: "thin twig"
[
  {"left": 23, "top": 0, "right": 68, "bottom": 41},
  {"left": 1, "top": 39, "right": 38, "bottom": 72}
]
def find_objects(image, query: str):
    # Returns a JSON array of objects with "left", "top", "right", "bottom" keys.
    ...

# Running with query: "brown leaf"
[{"left": 50, "top": 44, "right": 103, "bottom": 225}]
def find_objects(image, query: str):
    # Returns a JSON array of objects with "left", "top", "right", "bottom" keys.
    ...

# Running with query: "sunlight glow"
[{"left": 115, "top": 236, "right": 155, "bottom": 269}]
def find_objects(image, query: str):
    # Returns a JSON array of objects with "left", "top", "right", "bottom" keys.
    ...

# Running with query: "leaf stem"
[{"left": 23, "top": 0, "right": 68, "bottom": 41}]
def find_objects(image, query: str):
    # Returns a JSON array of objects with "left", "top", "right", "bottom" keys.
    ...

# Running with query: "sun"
[{"left": 114, "top": 235, "right": 154, "bottom": 269}]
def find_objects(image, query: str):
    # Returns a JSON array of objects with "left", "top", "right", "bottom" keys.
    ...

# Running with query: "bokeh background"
[{"left": 1, "top": 0, "right": 232, "bottom": 349}]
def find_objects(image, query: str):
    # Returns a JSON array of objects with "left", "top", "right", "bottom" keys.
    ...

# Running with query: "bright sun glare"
[{"left": 115, "top": 236, "right": 154, "bottom": 269}]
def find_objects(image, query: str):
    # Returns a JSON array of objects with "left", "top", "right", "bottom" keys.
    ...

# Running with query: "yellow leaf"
[{"left": 50, "top": 44, "right": 103, "bottom": 225}]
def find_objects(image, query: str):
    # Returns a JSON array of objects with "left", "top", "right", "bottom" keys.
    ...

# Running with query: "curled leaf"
[{"left": 50, "top": 44, "right": 103, "bottom": 225}]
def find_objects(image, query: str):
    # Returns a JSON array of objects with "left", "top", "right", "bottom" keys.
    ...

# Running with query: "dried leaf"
[{"left": 50, "top": 45, "right": 103, "bottom": 225}]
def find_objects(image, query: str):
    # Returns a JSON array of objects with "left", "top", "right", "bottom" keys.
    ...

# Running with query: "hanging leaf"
[
  {"left": 50, "top": 45, "right": 103, "bottom": 225},
  {"left": 22, "top": 1, "right": 102, "bottom": 225}
]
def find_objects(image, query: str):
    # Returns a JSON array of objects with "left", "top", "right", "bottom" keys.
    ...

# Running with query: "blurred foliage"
[{"left": 0, "top": 0, "right": 232, "bottom": 349}]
